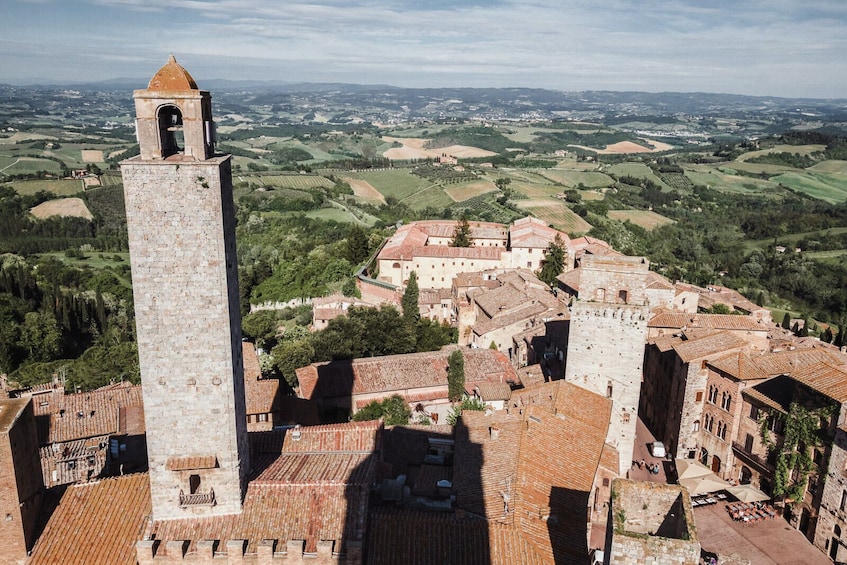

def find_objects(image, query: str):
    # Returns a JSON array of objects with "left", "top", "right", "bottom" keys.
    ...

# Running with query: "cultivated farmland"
[
  {"left": 608, "top": 210, "right": 675, "bottom": 230},
  {"left": 514, "top": 200, "right": 592, "bottom": 234}
]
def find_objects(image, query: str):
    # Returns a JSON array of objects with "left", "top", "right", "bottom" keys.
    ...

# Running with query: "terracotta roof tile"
[
  {"left": 29, "top": 473, "right": 152, "bottom": 565},
  {"left": 165, "top": 455, "right": 218, "bottom": 471},
  {"left": 454, "top": 380, "right": 610, "bottom": 562},
  {"left": 31, "top": 382, "right": 143, "bottom": 444},
  {"left": 649, "top": 311, "right": 767, "bottom": 332},
  {"left": 790, "top": 361, "right": 847, "bottom": 402},
  {"left": 671, "top": 332, "right": 748, "bottom": 363},
  {"left": 707, "top": 351, "right": 770, "bottom": 381},
  {"left": 473, "top": 381, "right": 512, "bottom": 402},
  {"left": 296, "top": 347, "right": 518, "bottom": 400}
]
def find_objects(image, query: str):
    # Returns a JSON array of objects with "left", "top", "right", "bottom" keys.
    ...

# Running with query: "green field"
[
  {"left": 303, "top": 202, "right": 379, "bottom": 226},
  {"left": 538, "top": 169, "right": 614, "bottom": 188},
  {"left": 344, "top": 169, "right": 432, "bottom": 200},
  {"left": 244, "top": 174, "right": 334, "bottom": 189},
  {"left": 771, "top": 172, "right": 847, "bottom": 204},
  {"left": 514, "top": 199, "right": 592, "bottom": 234},
  {"left": 9, "top": 179, "right": 84, "bottom": 195},
  {"left": 0, "top": 157, "right": 63, "bottom": 175},
  {"left": 808, "top": 160, "right": 847, "bottom": 174},
  {"left": 402, "top": 185, "right": 455, "bottom": 210},
  {"left": 737, "top": 144, "right": 826, "bottom": 162},
  {"left": 805, "top": 249, "right": 847, "bottom": 261},
  {"left": 606, "top": 163, "right": 673, "bottom": 191},
  {"left": 608, "top": 209, "right": 675, "bottom": 230},
  {"left": 37, "top": 252, "right": 132, "bottom": 287},
  {"left": 685, "top": 168, "right": 776, "bottom": 194},
  {"left": 743, "top": 227, "right": 847, "bottom": 251}
]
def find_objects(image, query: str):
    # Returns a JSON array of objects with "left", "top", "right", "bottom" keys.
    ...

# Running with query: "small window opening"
[
  {"left": 189, "top": 474, "right": 201, "bottom": 494},
  {"left": 158, "top": 105, "right": 184, "bottom": 157}
]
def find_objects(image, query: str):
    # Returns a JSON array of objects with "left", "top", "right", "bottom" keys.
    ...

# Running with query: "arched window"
[
  {"left": 722, "top": 393, "right": 732, "bottom": 411},
  {"left": 693, "top": 419, "right": 700, "bottom": 432},
  {"left": 157, "top": 105, "right": 184, "bottom": 157}
]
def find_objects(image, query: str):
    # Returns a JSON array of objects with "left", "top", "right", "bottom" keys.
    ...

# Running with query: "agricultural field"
[
  {"left": 514, "top": 199, "right": 592, "bottom": 234},
  {"left": 722, "top": 161, "right": 795, "bottom": 176},
  {"left": 445, "top": 180, "right": 498, "bottom": 202},
  {"left": 0, "top": 157, "right": 63, "bottom": 176},
  {"left": 402, "top": 185, "right": 455, "bottom": 210},
  {"left": 343, "top": 178, "right": 385, "bottom": 203},
  {"left": 344, "top": 169, "right": 432, "bottom": 201},
  {"left": 684, "top": 167, "right": 776, "bottom": 194},
  {"left": 30, "top": 197, "right": 93, "bottom": 220},
  {"left": 657, "top": 172, "right": 694, "bottom": 192},
  {"left": 808, "top": 160, "right": 847, "bottom": 175},
  {"left": 608, "top": 210, "right": 675, "bottom": 230},
  {"left": 606, "top": 163, "right": 674, "bottom": 191},
  {"left": 736, "top": 144, "right": 826, "bottom": 162},
  {"left": 770, "top": 171, "right": 847, "bottom": 204},
  {"left": 8, "top": 179, "right": 84, "bottom": 195},
  {"left": 241, "top": 174, "right": 334, "bottom": 190},
  {"left": 303, "top": 202, "right": 379, "bottom": 226},
  {"left": 537, "top": 169, "right": 614, "bottom": 188}
]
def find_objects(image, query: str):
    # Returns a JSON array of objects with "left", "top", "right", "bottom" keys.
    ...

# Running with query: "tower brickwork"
[
  {"left": 565, "top": 255, "right": 651, "bottom": 476},
  {"left": 0, "top": 398, "right": 43, "bottom": 564},
  {"left": 121, "top": 57, "right": 249, "bottom": 520}
]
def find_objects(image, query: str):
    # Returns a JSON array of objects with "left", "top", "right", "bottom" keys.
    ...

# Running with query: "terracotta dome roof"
[{"left": 147, "top": 55, "right": 198, "bottom": 91}]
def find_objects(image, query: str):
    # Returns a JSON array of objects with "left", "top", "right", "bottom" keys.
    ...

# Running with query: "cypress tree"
[{"left": 447, "top": 349, "right": 465, "bottom": 403}]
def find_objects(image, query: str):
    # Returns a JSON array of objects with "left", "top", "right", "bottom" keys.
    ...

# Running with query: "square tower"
[
  {"left": 120, "top": 57, "right": 249, "bottom": 520},
  {"left": 565, "top": 255, "right": 651, "bottom": 476},
  {"left": 0, "top": 398, "right": 43, "bottom": 564}
]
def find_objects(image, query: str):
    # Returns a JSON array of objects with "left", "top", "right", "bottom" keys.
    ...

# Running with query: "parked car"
[
  {"left": 590, "top": 548, "right": 605, "bottom": 565},
  {"left": 650, "top": 441, "right": 666, "bottom": 458}
]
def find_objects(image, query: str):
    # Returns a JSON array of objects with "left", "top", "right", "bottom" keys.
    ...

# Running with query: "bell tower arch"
[
  {"left": 121, "top": 56, "right": 249, "bottom": 521},
  {"left": 133, "top": 55, "right": 215, "bottom": 161}
]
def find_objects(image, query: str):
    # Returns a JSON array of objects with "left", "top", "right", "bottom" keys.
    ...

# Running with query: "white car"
[
  {"left": 651, "top": 441, "right": 666, "bottom": 458},
  {"left": 590, "top": 548, "right": 605, "bottom": 565}
]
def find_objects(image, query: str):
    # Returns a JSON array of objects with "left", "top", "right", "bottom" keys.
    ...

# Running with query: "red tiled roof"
[
  {"left": 672, "top": 331, "right": 748, "bottom": 363},
  {"left": 29, "top": 473, "right": 152, "bottom": 565},
  {"left": 509, "top": 216, "right": 570, "bottom": 249},
  {"left": 750, "top": 347, "right": 844, "bottom": 377},
  {"left": 790, "top": 361, "right": 847, "bottom": 403},
  {"left": 649, "top": 311, "right": 767, "bottom": 332},
  {"left": 707, "top": 351, "right": 770, "bottom": 381},
  {"left": 31, "top": 382, "right": 143, "bottom": 444},
  {"left": 165, "top": 455, "right": 218, "bottom": 471},
  {"left": 366, "top": 508, "right": 548, "bottom": 565},
  {"left": 281, "top": 420, "right": 382, "bottom": 453},
  {"left": 296, "top": 347, "right": 518, "bottom": 400},
  {"left": 454, "top": 380, "right": 611, "bottom": 562},
  {"left": 474, "top": 381, "right": 512, "bottom": 402}
]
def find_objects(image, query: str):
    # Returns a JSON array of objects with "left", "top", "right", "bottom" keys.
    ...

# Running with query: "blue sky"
[{"left": 2, "top": 0, "right": 846, "bottom": 98}]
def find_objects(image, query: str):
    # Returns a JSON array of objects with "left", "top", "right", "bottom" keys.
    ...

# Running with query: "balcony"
[
  {"left": 178, "top": 488, "right": 216, "bottom": 508},
  {"left": 732, "top": 442, "right": 775, "bottom": 474}
]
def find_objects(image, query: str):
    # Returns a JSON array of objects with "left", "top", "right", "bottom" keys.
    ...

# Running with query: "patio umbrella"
[
  {"left": 679, "top": 473, "right": 729, "bottom": 496},
  {"left": 675, "top": 458, "right": 713, "bottom": 481},
  {"left": 726, "top": 484, "right": 770, "bottom": 502}
]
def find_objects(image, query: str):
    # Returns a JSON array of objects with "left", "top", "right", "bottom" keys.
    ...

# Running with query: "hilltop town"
[{"left": 3, "top": 59, "right": 847, "bottom": 565}]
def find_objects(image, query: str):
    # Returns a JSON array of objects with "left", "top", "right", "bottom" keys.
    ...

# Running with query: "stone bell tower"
[{"left": 121, "top": 56, "right": 249, "bottom": 520}]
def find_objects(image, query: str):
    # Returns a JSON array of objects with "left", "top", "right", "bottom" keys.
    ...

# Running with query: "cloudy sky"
[{"left": 3, "top": 0, "right": 846, "bottom": 98}]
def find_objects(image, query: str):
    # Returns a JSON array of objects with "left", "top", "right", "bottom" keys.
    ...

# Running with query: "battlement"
[{"left": 136, "top": 538, "right": 362, "bottom": 564}]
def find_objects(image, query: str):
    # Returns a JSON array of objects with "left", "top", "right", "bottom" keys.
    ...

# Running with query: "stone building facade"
[
  {"left": 565, "top": 255, "right": 651, "bottom": 476},
  {"left": 607, "top": 479, "right": 700, "bottom": 565},
  {"left": 0, "top": 398, "right": 43, "bottom": 565},
  {"left": 121, "top": 56, "right": 250, "bottom": 521}
]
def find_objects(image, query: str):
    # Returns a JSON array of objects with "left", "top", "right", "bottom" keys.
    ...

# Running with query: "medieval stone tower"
[
  {"left": 121, "top": 56, "right": 249, "bottom": 520},
  {"left": 564, "top": 255, "right": 651, "bottom": 476}
]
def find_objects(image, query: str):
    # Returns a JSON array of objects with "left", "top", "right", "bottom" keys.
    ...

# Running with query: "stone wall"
[
  {"left": 608, "top": 479, "right": 699, "bottom": 565},
  {"left": 136, "top": 538, "right": 362, "bottom": 564},
  {"left": 566, "top": 302, "right": 649, "bottom": 476},
  {"left": 122, "top": 156, "right": 249, "bottom": 521},
  {"left": 0, "top": 399, "right": 43, "bottom": 565},
  {"left": 813, "top": 427, "right": 847, "bottom": 560}
]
